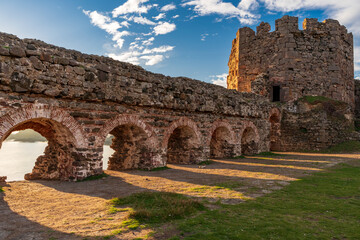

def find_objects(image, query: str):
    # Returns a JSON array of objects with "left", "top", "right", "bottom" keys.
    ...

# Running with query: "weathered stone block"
[{"left": 9, "top": 46, "right": 26, "bottom": 57}]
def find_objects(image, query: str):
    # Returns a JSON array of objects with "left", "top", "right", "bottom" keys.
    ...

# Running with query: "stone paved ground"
[{"left": 0, "top": 152, "right": 359, "bottom": 240}]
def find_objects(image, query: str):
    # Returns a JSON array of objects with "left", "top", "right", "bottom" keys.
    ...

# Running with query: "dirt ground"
[{"left": 1, "top": 152, "right": 359, "bottom": 240}]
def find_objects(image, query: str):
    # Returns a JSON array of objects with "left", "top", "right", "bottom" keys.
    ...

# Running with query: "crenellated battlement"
[
  {"left": 234, "top": 15, "right": 351, "bottom": 43},
  {"left": 275, "top": 15, "right": 299, "bottom": 33},
  {"left": 227, "top": 15, "right": 354, "bottom": 108}
]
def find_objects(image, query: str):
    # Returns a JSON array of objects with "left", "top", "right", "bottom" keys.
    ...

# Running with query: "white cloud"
[
  {"left": 182, "top": 0, "right": 258, "bottom": 24},
  {"left": 161, "top": 3, "right": 177, "bottom": 11},
  {"left": 108, "top": 44, "right": 174, "bottom": 66},
  {"left": 172, "top": 15, "right": 180, "bottom": 19},
  {"left": 238, "top": 0, "right": 259, "bottom": 11},
  {"left": 143, "top": 45, "right": 175, "bottom": 54},
  {"left": 112, "top": 0, "right": 153, "bottom": 17},
  {"left": 154, "top": 22, "right": 176, "bottom": 35},
  {"left": 108, "top": 51, "right": 142, "bottom": 65},
  {"left": 201, "top": 33, "right": 209, "bottom": 41},
  {"left": 153, "top": 13, "right": 166, "bottom": 20},
  {"left": 121, "top": 21, "right": 131, "bottom": 28},
  {"left": 84, "top": 1, "right": 177, "bottom": 66},
  {"left": 142, "top": 37, "right": 155, "bottom": 46},
  {"left": 133, "top": 16, "right": 156, "bottom": 25},
  {"left": 112, "top": 31, "right": 131, "bottom": 48},
  {"left": 140, "top": 55, "right": 165, "bottom": 65},
  {"left": 354, "top": 46, "right": 360, "bottom": 72},
  {"left": 210, "top": 73, "right": 228, "bottom": 88},
  {"left": 83, "top": 10, "right": 121, "bottom": 34},
  {"left": 83, "top": 10, "right": 131, "bottom": 49}
]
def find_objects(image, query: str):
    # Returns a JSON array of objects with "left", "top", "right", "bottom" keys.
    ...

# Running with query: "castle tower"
[{"left": 227, "top": 15, "right": 354, "bottom": 107}]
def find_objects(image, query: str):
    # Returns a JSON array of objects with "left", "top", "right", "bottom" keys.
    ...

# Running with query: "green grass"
[
  {"left": 0, "top": 187, "right": 3, "bottom": 192},
  {"left": 169, "top": 163, "right": 360, "bottom": 240},
  {"left": 318, "top": 141, "right": 360, "bottom": 153},
  {"left": 110, "top": 228, "right": 124, "bottom": 235},
  {"left": 146, "top": 166, "right": 170, "bottom": 171},
  {"left": 256, "top": 152, "right": 282, "bottom": 156},
  {"left": 233, "top": 152, "right": 282, "bottom": 158},
  {"left": 198, "top": 160, "right": 213, "bottom": 165},
  {"left": 78, "top": 173, "right": 108, "bottom": 182},
  {"left": 120, "top": 219, "right": 141, "bottom": 229},
  {"left": 109, "top": 192, "right": 205, "bottom": 224},
  {"left": 213, "top": 181, "right": 245, "bottom": 189},
  {"left": 301, "top": 95, "right": 335, "bottom": 104}
]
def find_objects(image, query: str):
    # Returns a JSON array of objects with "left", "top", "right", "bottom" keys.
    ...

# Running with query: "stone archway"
[
  {"left": 164, "top": 118, "right": 202, "bottom": 164},
  {"left": 208, "top": 120, "right": 236, "bottom": 158},
  {"left": 0, "top": 104, "right": 86, "bottom": 148},
  {"left": 240, "top": 121, "right": 260, "bottom": 155},
  {"left": 0, "top": 105, "right": 86, "bottom": 181},
  {"left": 1, "top": 119, "right": 78, "bottom": 180},
  {"left": 107, "top": 124, "right": 150, "bottom": 170},
  {"left": 269, "top": 108, "right": 281, "bottom": 151},
  {"left": 99, "top": 114, "right": 161, "bottom": 170}
]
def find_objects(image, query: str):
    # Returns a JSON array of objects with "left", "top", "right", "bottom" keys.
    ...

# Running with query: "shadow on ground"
[{"left": 0, "top": 152, "right": 357, "bottom": 239}]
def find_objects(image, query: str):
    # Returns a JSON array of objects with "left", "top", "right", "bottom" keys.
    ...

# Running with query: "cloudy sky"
[{"left": 0, "top": 0, "right": 359, "bottom": 87}]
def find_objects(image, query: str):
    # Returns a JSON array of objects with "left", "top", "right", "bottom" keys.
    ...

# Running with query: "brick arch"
[
  {"left": 269, "top": 107, "right": 281, "bottom": 121},
  {"left": 239, "top": 121, "right": 260, "bottom": 155},
  {"left": 239, "top": 121, "right": 260, "bottom": 142},
  {"left": 162, "top": 117, "right": 201, "bottom": 149},
  {"left": 0, "top": 103, "right": 86, "bottom": 148},
  {"left": 97, "top": 114, "right": 160, "bottom": 170},
  {"left": 208, "top": 120, "right": 237, "bottom": 158},
  {"left": 207, "top": 119, "right": 236, "bottom": 145},
  {"left": 96, "top": 114, "right": 157, "bottom": 148}
]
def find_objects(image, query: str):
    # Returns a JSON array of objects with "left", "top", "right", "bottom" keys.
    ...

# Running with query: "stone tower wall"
[
  {"left": 227, "top": 16, "right": 354, "bottom": 108},
  {"left": 355, "top": 80, "right": 360, "bottom": 128}
]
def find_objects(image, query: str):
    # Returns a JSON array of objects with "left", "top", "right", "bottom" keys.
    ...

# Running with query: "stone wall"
[
  {"left": 0, "top": 32, "right": 273, "bottom": 181},
  {"left": 0, "top": 32, "right": 269, "bottom": 117},
  {"left": 273, "top": 97, "right": 357, "bottom": 151},
  {"left": 355, "top": 79, "right": 360, "bottom": 129},
  {"left": 227, "top": 16, "right": 354, "bottom": 108}
]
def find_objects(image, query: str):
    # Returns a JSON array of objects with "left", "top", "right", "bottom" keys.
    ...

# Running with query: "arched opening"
[
  {"left": 210, "top": 127, "right": 234, "bottom": 158},
  {"left": 102, "top": 134, "right": 115, "bottom": 170},
  {"left": 241, "top": 127, "right": 258, "bottom": 155},
  {"left": 167, "top": 126, "right": 201, "bottom": 164},
  {"left": 0, "top": 129, "right": 47, "bottom": 181},
  {"left": 0, "top": 118, "right": 77, "bottom": 181},
  {"left": 107, "top": 124, "right": 150, "bottom": 170},
  {"left": 270, "top": 113, "right": 281, "bottom": 151}
]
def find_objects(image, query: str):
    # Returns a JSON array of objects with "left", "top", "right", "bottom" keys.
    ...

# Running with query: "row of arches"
[
  {"left": 103, "top": 119, "right": 260, "bottom": 170},
  {"left": 0, "top": 105, "right": 281, "bottom": 181}
]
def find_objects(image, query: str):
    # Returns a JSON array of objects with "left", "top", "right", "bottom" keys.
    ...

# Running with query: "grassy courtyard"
[
  {"left": 1, "top": 152, "right": 359, "bottom": 239},
  {"left": 112, "top": 161, "right": 360, "bottom": 240}
]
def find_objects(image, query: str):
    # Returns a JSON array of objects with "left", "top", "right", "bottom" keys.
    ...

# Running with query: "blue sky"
[{"left": 0, "top": 0, "right": 359, "bottom": 87}]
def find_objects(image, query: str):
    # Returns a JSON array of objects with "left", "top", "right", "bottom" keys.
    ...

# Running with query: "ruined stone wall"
[
  {"left": 0, "top": 32, "right": 273, "bottom": 181},
  {"left": 227, "top": 16, "right": 354, "bottom": 108},
  {"left": 0, "top": 32, "right": 269, "bottom": 116},
  {"left": 273, "top": 98, "right": 357, "bottom": 151}
]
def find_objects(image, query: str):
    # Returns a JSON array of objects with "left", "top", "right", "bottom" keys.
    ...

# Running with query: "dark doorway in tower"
[{"left": 272, "top": 85, "right": 281, "bottom": 102}]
